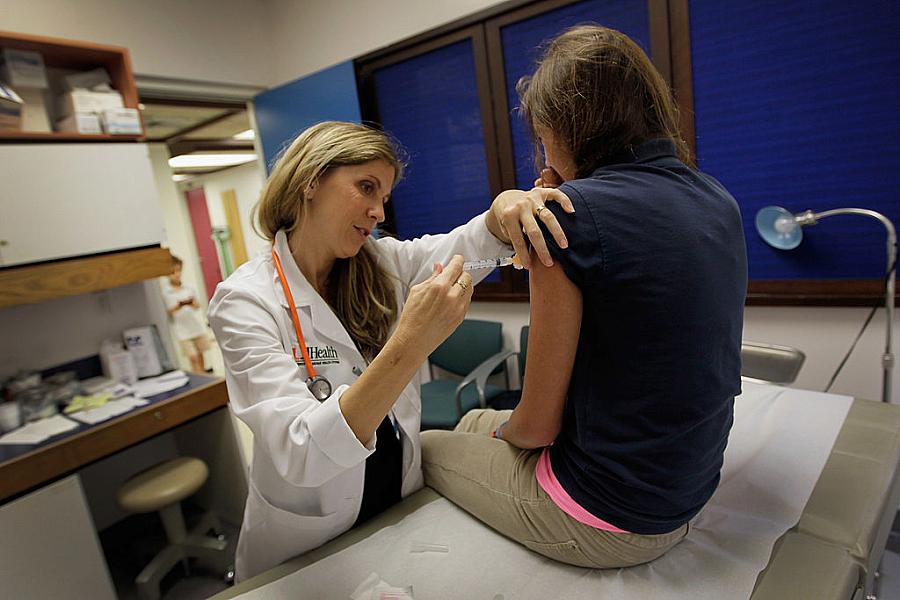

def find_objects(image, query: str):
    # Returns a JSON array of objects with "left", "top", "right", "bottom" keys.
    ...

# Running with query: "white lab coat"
[{"left": 207, "top": 213, "right": 510, "bottom": 581}]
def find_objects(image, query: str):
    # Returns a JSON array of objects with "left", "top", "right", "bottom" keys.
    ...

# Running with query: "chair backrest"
[
  {"left": 741, "top": 341, "right": 806, "bottom": 385},
  {"left": 518, "top": 325, "right": 529, "bottom": 383},
  {"left": 429, "top": 319, "right": 503, "bottom": 376}
]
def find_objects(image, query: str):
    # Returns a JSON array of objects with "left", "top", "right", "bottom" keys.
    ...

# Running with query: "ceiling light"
[
  {"left": 168, "top": 153, "right": 258, "bottom": 169},
  {"left": 233, "top": 129, "right": 255, "bottom": 140}
]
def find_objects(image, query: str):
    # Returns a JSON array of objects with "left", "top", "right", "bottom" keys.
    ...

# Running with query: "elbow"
[{"left": 507, "top": 422, "right": 560, "bottom": 449}]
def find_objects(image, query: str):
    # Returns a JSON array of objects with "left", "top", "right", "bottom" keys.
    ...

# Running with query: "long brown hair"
[
  {"left": 256, "top": 121, "right": 405, "bottom": 361},
  {"left": 518, "top": 24, "right": 692, "bottom": 177}
]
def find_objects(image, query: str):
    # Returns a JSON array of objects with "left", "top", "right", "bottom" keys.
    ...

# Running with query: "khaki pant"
[{"left": 421, "top": 409, "right": 689, "bottom": 569}]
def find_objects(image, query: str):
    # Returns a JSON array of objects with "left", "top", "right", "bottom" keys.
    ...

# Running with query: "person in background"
[
  {"left": 162, "top": 255, "right": 211, "bottom": 373},
  {"left": 207, "top": 121, "right": 573, "bottom": 581},
  {"left": 422, "top": 25, "right": 748, "bottom": 569}
]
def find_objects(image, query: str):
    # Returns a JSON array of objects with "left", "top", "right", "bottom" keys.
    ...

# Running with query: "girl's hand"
[
  {"left": 394, "top": 255, "right": 473, "bottom": 356},
  {"left": 487, "top": 186, "right": 575, "bottom": 269},
  {"left": 534, "top": 166, "right": 564, "bottom": 189}
]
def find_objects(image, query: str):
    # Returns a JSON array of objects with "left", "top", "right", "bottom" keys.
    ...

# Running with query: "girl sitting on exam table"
[
  {"left": 207, "top": 121, "right": 572, "bottom": 581},
  {"left": 422, "top": 25, "right": 748, "bottom": 569}
]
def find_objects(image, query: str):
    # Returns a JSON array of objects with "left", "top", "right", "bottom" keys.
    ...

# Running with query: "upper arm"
[
  {"left": 375, "top": 212, "right": 511, "bottom": 288},
  {"left": 511, "top": 251, "right": 582, "bottom": 445}
]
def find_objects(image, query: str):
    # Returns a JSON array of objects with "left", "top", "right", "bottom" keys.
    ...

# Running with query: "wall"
[
  {"left": 264, "top": 0, "right": 509, "bottom": 84},
  {"left": 0, "top": 283, "right": 168, "bottom": 381},
  {"left": 188, "top": 161, "right": 268, "bottom": 262},
  {"left": 0, "top": 0, "right": 274, "bottom": 86}
]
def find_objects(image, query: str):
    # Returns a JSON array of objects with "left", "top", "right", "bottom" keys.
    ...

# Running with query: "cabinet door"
[
  {"left": 0, "top": 143, "right": 164, "bottom": 266},
  {"left": 0, "top": 475, "right": 117, "bottom": 599}
]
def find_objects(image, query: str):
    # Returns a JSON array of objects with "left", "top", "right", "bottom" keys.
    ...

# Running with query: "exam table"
[{"left": 211, "top": 388, "right": 900, "bottom": 600}]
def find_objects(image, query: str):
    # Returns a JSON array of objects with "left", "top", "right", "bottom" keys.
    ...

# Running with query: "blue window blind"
[
  {"left": 254, "top": 61, "right": 361, "bottom": 174},
  {"left": 500, "top": 0, "right": 652, "bottom": 189},
  {"left": 690, "top": 0, "right": 900, "bottom": 280},
  {"left": 372, "top": 39, "right": 492, "bottom": 241}
]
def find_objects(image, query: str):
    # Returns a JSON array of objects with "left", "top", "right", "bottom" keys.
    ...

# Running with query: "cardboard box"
[
  {"left": 62, "top": 67, "right": 112, "bottom": 92},
  {"left": 56, "top": 112, "right": 102, "bottom": 134},
  {"left": 57, "top": 89, "right": 123, "bottom": 118},
  {"left": 17, "top": 87, "right": 51, "bottom": 132},
  {"left": 0, "top": 83, "right": 23, "bottom": 130},
  {"left": 0, "top": 48, "right": 48, "bottom": 89},
  {"left": 101, "top": 107, "right": 142, "bottom": 135}
]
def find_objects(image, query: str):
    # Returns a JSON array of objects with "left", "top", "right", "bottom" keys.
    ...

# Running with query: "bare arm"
[{"left": 501, "top": 249, "right": 582, "bottom": 449}]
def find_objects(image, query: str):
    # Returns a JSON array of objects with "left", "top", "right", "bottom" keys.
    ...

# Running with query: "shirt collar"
[
  {"left": 271, "top": 230, "right": 361, "bottom": 353},
  {"left": 272, "top": 229, "right": 315, "bottom": 309},
  {"left": 592, "top": 138, "right": 678, "bottom": 173}
]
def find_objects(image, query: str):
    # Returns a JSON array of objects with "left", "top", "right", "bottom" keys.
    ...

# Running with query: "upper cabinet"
[
  {"left": 0, "top": 31, "right": 143, "bottom": 141},
  {"left": 0, "top": 143, "right": 164, "bottom": 267}
]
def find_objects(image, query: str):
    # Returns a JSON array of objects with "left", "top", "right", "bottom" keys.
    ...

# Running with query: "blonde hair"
[
  {"left": 518, "top": 24, "right": 693, "bottom": 176},
  {"left": 256, "top": 121, "right": 405, "bottom": 361}
]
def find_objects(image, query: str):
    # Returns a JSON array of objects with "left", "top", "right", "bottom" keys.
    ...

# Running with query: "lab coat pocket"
[{"left": 241, "top": 479, "right": 354, "bottom": 575}]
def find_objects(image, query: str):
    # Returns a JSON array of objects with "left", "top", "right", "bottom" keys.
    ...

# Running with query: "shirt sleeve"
[
  {"left": 541, "top": 183, "right": 605, "bottom": 288},
  {"left": 373, "top": 212, "right": 512, "bottom": 288},
  {"left": 207, "top": 283, "right": 374, "bottom": 487}
]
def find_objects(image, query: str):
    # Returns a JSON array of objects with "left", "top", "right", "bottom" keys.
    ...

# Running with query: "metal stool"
[{"left": 117, "top": 457, "right": 230, "bottom": 600}]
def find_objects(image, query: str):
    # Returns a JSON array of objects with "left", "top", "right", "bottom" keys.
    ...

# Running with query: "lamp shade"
[{"left": 755, "top": 206, "right": 803, "bottom": 250}]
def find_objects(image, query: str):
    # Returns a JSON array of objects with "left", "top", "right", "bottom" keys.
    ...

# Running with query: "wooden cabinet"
[
  {"left": 0, "top": 33, "right": 170, "bottom": 305},
  {"left": 0, "top": 30, "right": 143, "bottom": 141}
]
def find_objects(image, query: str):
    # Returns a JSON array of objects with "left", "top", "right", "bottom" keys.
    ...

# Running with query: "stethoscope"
[{"left": 272, "top": 246, "right": 334, "bottom": 401}]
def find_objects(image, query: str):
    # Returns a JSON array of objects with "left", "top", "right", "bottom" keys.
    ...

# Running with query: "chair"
[
  {"left": 420, "top": 319, "right": 515, "bottom": 429},
  {"left": 116, "top": 457, "right": 231, "bottom": 600},
  {"left": 741, "top": 341, "right": 806, "bottom": 385}
]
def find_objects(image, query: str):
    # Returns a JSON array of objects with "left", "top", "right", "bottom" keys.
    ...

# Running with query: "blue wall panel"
[
  {"left": 254, "top": 61, "right": 362, "bottom": 173},
  {"left": 690, "top": 0, "right": 900, "bottom": 280},
  {"left": 500, "top": 0, "right": 651, "bottom": 189},
  {"left": 372, "top": 39, "right": 492, "bottom": 242}
]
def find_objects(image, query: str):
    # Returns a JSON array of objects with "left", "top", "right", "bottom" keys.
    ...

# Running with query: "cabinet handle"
[{"left": 153, "top": 411, "right": 164, "bottom": 421}]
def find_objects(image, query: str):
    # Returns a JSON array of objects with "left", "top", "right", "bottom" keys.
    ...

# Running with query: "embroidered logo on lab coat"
[{"left": 292, "top": 345, "right": 341, "bottom": 367}]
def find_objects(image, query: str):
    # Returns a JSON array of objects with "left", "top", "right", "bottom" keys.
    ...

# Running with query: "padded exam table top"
[{"left": 213, "top": 397, "right": 900, "bottom": 600}]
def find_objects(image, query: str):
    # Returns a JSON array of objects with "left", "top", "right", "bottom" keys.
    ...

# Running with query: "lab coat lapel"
[{"left": 271, "top": 231, "right": 363, "bottom": 361}]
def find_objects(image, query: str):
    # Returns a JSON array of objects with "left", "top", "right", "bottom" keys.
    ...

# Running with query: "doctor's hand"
[
  {"left": 394, "top": 255, "right": 473, "bottom": 357},
  {"left": 486, "top": 185, "right": 574, "bottom": 270}
]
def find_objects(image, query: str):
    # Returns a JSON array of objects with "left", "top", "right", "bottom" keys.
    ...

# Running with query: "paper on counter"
[
  {"left": 0, "top": 414, "right": 79, "bottom": 445},
  {"left": 67, "top": 396, "right": 148, "bottom": 425},
  {"left": 131, "top": 370, "right": 190, "bottom": 398}
]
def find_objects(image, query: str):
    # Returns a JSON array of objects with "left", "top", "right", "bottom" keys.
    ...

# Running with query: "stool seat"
[{"left": 118, "top": 457, "right": 208, "bottom": 514}]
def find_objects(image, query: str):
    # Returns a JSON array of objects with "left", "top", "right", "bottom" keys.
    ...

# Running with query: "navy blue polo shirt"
[{"left": 543, "top": 138, "right": 747, "bottom": 535}]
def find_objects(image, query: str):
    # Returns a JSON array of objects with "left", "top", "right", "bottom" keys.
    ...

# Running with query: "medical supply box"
[
  {"left": 0, "top": 48, "right": 49, "bottom": 89},
  {"left": 56, "top": 112, "right": 102, "bottom": 134},
  {"left": 100, "top": 107, "right": 142, "bottom": 135},
  {"left": 57, "top": 88, "right": 124, "bottom": 118},
  {"left": 0, "top": 83, "right": 23, "bottom": 130}
]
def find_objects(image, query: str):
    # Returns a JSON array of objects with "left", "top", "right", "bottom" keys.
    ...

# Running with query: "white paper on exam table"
[
  {"left": 67, "top": 396, "right": 148, "bottom": 425},
  {"left": 0, "top": 414, "right": 79, "bottom": 445},
  {"left": 234, "top": 382, "right": 852, "bottom": 600}
]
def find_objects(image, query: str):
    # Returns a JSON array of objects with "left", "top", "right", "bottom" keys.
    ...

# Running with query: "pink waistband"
[{"left": 535, "top": 447, "right": 630, "bottom": 533}]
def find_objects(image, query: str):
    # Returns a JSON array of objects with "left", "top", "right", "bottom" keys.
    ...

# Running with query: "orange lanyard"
[{"left": 271, "top": 246, "right": 318, "bottom": 379}]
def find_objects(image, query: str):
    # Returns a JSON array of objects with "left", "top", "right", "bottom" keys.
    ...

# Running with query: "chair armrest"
[{"left": 453, "top": 350, "right": 518, "bottom": 416}]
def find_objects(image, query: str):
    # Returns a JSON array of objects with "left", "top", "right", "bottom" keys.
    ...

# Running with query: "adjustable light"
[{"left": 755, "top": 206, "right": 897, "bottom": 403}]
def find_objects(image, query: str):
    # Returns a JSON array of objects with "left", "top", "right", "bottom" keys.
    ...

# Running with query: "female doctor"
[{"left": 207, "top": 121, "right": 573, "bottom": 581}]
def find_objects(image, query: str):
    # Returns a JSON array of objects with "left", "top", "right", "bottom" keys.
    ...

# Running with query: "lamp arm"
[{"left": 800, "top": 208, "right": 896, "bottom": 402}]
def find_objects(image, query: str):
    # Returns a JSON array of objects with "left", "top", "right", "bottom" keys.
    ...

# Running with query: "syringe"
[{"left": 462, "top": 256, "right": 523, "bottom": 271}]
